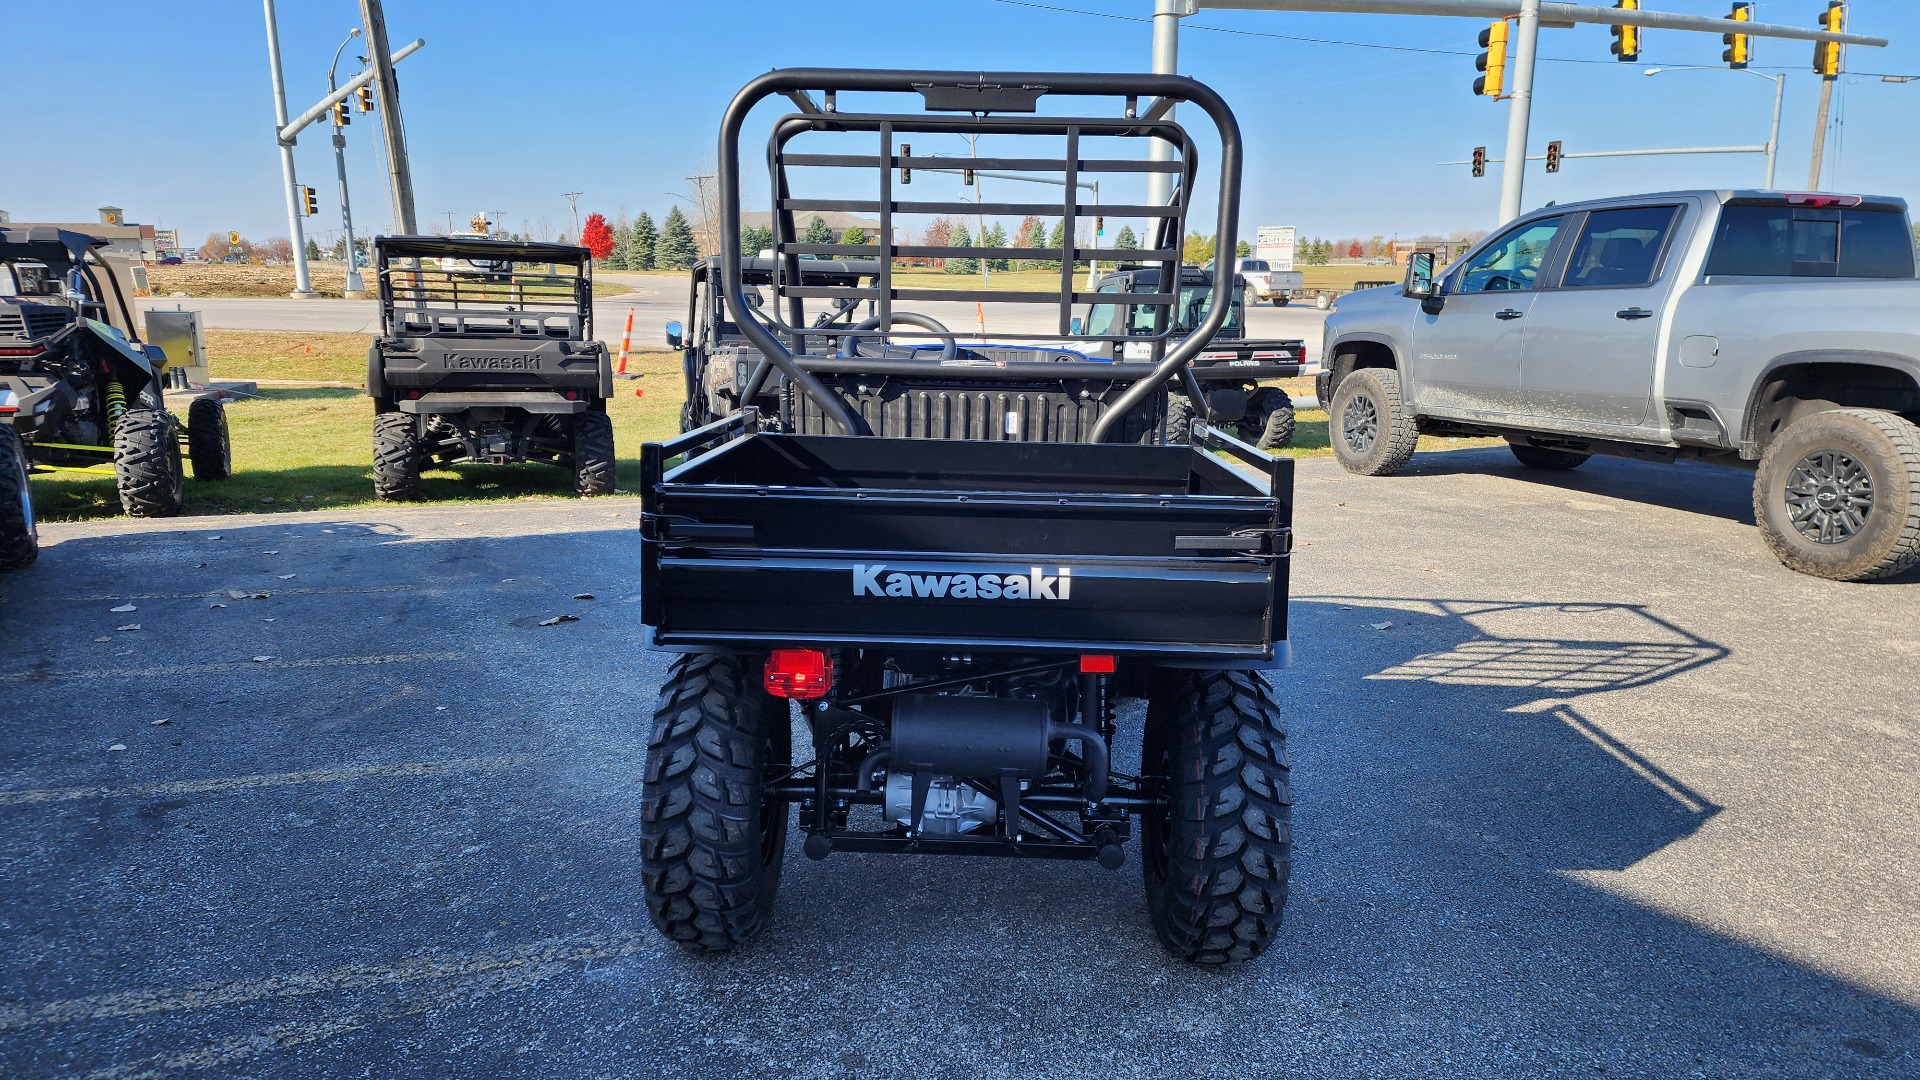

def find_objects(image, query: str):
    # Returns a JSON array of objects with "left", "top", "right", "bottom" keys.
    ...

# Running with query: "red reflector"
[
  {"left": 765, "top": 649, "right": 831, "bottom": 699},
  {"left": 564, "top": 389, "right": 579, "bottom": 400},
  {"left": 0, "top": 406, "right": 16, "bottom": 415},
  {"left": 0, "top": 346, "right": 47, "bottom": 357},
  {"left": 407, "top": 389, "right": 422, "bottom": 399},
  {"left": 1079, "top": 654, "right": 1116, "bottom": 673}
]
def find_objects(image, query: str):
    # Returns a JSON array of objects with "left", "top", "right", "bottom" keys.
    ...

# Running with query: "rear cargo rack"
[{"left": 715, "top": 69, "right": 1244, "bottom": 440}]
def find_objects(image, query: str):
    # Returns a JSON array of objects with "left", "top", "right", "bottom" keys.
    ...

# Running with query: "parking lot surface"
[{"left": 3, "top": 448, "right": 1916, "bottom": 1078}]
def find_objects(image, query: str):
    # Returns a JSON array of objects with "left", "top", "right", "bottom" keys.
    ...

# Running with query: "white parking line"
[{"left": 0, "top": 754, "right": 522, "bottom": 808}]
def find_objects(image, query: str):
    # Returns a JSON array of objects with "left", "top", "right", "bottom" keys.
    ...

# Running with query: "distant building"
[
  {"left": 0, "top": 207, "right": 159, "bottom": 263},
  {"left": 1390, "top": 239, "right": 1469, "bottom": 266}
]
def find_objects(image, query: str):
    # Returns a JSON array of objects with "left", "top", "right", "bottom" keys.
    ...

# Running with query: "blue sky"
[{"left": 6, "top": 0, "right": 1917, "bottom": 249}]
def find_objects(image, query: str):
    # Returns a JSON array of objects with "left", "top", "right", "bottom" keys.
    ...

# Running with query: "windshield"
[{"left": 1082, "top": 279, "right": 1242, "bottom": 338}]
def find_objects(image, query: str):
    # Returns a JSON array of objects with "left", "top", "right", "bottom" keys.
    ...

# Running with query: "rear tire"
[
  {"left": 372, "top": 412, "right": 424, "bottom": 502},
  {"left": 640, "top": 653, "right": 792, "bottom": 952},
  {"left": 0, "top": 428, "right": 37, "bottom": 571},
  {"left": 571, "top": 410, "right": 616, "bottom": 496},
  {"left": 186, "top": 397, "right": 232, "bottom": 480},
  {"left": 1329, "top": 367, "right": 1417, "bottom": 476},
  {"left": 1164, "top": 394, "right": 1200, "bottom": 445},
  {"left": 1753, "top": 408, "right": 1920, "bottom": 582},
  {"left": 113, "top": 408, "right": 184, "bottom": 518},
  {"left": 1508, "top": 442, "right": 1590, "bottom": 471},
  {"left": 1142, "top": 669, "right": 1291, "bottom": 965},
  {"left": 1240, "top": 387, "right": 1296, "bottom": 450}
]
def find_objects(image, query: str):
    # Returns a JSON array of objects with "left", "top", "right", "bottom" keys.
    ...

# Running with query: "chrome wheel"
[{"left": 1785, "top": 449, "right": 1875, "bottom": 544}]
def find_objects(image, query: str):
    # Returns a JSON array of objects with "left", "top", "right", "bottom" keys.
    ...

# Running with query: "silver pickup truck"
[{"left": 1318, "top": 189, "right": 1920, "bottom": 581}]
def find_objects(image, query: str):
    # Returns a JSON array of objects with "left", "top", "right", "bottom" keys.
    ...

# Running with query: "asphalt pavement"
[{"left": 2, "top": 448, "right": 1917, "bottom": 1077}]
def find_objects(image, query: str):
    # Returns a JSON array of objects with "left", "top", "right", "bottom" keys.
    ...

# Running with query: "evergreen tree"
[
  {"left": 656, "top": 207, "right": 698, "bottom": 270},
  {"left": 1235, "top": 239, "right": 1252, "bottom": 258},
  {"left": 981, "top": 222, "right": 1008, "bottom": 270},
  {"left": 1114, "top": 225, "right": 1139, "bottom": 251},
  {"left": 944, "top": 223, "right": 976, "bottom": 274},
  {"left": 840, "top": 227, "right": 870, "bottom": 246},
  {"left": 304, "top": 239, "right": 322, "bottom": 262},
  {"left": 632, "top": 212, "right": 658, "bottom": 270},
  {"left": 802, "top": 215, "right": 836, "bottom": 247},
  {"left": 740, "top": 225, "right": 774, "bottom": 257}
]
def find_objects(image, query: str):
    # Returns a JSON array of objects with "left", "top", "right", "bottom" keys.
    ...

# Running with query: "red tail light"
[
  {"left": 0, "top": 346, "right": 47, "bottom": 357},
  {"left": 765, "top": 649, "right": 831, "bottom": 699},
  {"left": 1079, "top": 654, "right": 1116, "bottom": 673}
]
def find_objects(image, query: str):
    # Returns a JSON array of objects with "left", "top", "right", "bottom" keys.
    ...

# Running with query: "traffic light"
[
  {"left": 357, "top": 84, "right": 374, "bottom": 112},
  {"left": 1472, "top": 146, "right": 1487, "bottom": 178},
  {"left": 1095, "top": 215, "right": 1104, "bottom": 236},
  {"left": 1610, "top": 0, "right": 1640, "bottom": 63},
  {"left": 332, "top": 100, "right": 351, "bottom": 126},
  {"left": 1546, "top": 141, "right": 1563, "bottom": 173},
  {"left": 899, "top": 143, "right": 911, "bottom": 184},
  {"left": 963, "top": 167, "right": 975, "bottom": 186},
  {"left": 301, "top": 186, "right": 318, "bottom": 216},
  {"left": 1475, "top": 20, "right": 1509, "bottom": 98},
  {"left": 1814, "top": 1, "right": 1844, "bottom": 77},
  {"left": 1722, "top": 3, "right": 1752, "bottom": 69}
]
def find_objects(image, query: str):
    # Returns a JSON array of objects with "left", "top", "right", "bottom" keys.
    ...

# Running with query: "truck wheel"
[
  {"left": 1753, "top": 408, "right": 1920, "bottom": 582},
  {"left": 187, "top": 397, "right": 233, "bottom": 480},
  {"left": 114, "top": 409, "right": 184, "bottom": 518},
  {"left": 1164, "top": 394, "right": 1200, "bottom": 445},
  {"left": 0, "top": 428, "right": 37, "bottom": 571},
  {"left": 1271, "top": 297, "right": 1289, "bottom": 307},
  {"left": 1329, "top": 368, "right": 1417, "bottom": 476},
  {"left": 1142, "top": 669, "right": 1291, "bottom": 965},
  {"left": 372, "top": 412, "right": 424, "bottom": 502},
  {"left": 1508, "top": 442, "right": 1590, "bottom": 471},
  {"left": 572, "top": 411, "right": 616, "bottom": 496},
  {"left": 1240, "top": 387, "right": 1296, "bottom": 450},
  {"left": 641, "top": 653, "right": 792, "bottom": 952}
]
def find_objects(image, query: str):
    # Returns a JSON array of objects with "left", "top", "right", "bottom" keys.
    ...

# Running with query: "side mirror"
[
  {"left": 1401, "top": 251, "right": 1436, "bottom": 299},
  {"left": 1069, "top": 317, "right": 1084, "bottom": 336},
  {"left": 665, "top": 320, "right": 684, "bottom": 349}
]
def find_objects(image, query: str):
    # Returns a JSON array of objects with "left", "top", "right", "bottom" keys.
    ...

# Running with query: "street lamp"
[
  {"left": 327, "top": 27, "right": 365, "bottom": 294},
  {"left": 1644, "top": 66, "right": 1785, "bottom": 189}
]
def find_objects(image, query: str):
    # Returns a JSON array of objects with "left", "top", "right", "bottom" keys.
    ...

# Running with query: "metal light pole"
[
  {"left": 263, "top": 0, "right": 316, "bottom": 298},
  {"left": 1495, "top": 0, "right": 1542, "bottom": 224},
  {"left": 328, "top": 28, "right": 365, "bottom": 295},
  {"left": 1644, "top": 66, "right": 1784, "bottom": 189},
  {"left": 1145, "top": 0, "right": 1186, "bottom": 211}
]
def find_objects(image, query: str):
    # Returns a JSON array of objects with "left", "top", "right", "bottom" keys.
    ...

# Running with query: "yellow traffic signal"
[
  {"left": 1814, "top": 1, "right": 1844, "bottom": 77},
  {"left": 1723, "top": 3, "right": 1752, "bottom": 69},
  {"left": 357, "top": 84, "right": 374, "bottom": 112},
  {"left": 1610, "top": 0, "right": 1640, "bottom": 62},
  {"left": 301, "top": 186, "right": 318, "bottom": 216},
  {"left": 1475, "top": 20, "right": 1509, "bottom": 98},
  {"left": 332, "top": 101, "right": 351, "bottom": 127},
  {"left": 1472, "top": 146, "right": 1487, "bottom": 178}
]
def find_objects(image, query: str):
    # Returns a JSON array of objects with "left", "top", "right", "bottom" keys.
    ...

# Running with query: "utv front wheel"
[
  {"left": 1753, "top": 408, "right": 1920, "bottom": 581},
  {"left": 1240, "top": 387, "right": 1296, "bottom": 450},
  {"left": 372, "top": 412, "right": 424, "bottom": 501},
  {"left": 187, "top": 397, "right": 233, "bottom": 480},
  {"left": 1141, "top": 669, "right": 1291, "bottom": 965},
  {"left": 0, "top": 428, "right": 37, "bottom": 571},
  {"left": 1329, "top": 367, "right": 1417, "bottom": 477},
  {"left": 114, "top": 409, "right": 184, "bottom": 518},
  {"left": 640, "top": 653, "right": 792, "bottom": 952},
  {"left": 572, "top": 410, "right": 616, "bottom": 496}
]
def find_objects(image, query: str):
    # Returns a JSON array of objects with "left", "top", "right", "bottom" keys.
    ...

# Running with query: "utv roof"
[
  {"left": 374, "top": 235, "right": 591, "bottom": 262},
  {"left": 0, "top": 226, "right": 107, "bottom": 266}
]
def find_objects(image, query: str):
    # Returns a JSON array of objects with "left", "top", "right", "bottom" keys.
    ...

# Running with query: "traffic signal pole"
[
  {"left": 1497, "top": 0, "right": 1542, "bottom": 224},
  {"left": 263, "top": 0, "right": 317, "bottom": 298},
  {"left": 359, "top": 0, "right": 419, "bottom": 236}
]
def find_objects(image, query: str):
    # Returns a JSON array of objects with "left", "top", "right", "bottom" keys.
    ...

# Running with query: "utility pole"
[
  {"left": 1496, "top": 0, "right": 1542, "bottom": 224},
  {"left": 562, "top": 192, "right": 583, "bottom": 242},
  {"left": 263, "top": 0, "right": 316, "bottom": 298},
  {"left": 1145, "top": 0, "right": 1188, "bottom": 211},
  {"left": 1808, "top": 78, "right": 1836, "bottom": 189},
  {"left": 359, "top": 0, "right": 417, "bottom": 234}
]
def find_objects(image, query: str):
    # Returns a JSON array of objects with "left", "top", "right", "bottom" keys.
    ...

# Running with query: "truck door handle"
[
  {"left": 1494, "top": 309, "right": 1524, "bottom": 321},
  {"left": 1616, "top": 307, "right": 1654, "bottom": 320}
]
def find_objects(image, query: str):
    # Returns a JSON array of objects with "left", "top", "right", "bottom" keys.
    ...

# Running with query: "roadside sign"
[
  {"left": 154, "top": 229, "right": 180, "bottom": 252},
  {"left": 1255, "top": 225, "right": 1297, "bottom": 272},
  {"left": 228, "top": 230, "right": 241, "bottom": 245}
]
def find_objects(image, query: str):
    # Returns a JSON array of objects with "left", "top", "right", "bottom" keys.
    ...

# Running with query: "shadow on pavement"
[{"left": 1401, "top": 445, "right": 1758, "bottom": 526}]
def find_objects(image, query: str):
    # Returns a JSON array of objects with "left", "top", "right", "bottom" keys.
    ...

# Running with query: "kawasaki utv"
[
  {"left": 639, "top": 69, "right": 1293, "bottom": 965},
  {"left": 2, "top": 227, "right": 231, "bottom": 569},
  {"left": 366, "top": 237, "right": 614, "bottom": 500}
]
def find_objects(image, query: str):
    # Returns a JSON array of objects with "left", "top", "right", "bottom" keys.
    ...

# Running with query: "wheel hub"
[
  {"left": 1785, "top": 449, "right": 1875, "bottom": 544},
  {"left": 1342, "top": 395, "right": 1379, "bottom": 454}
]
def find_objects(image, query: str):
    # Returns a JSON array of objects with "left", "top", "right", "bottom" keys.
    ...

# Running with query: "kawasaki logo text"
[
  {"left": 853, "top": 564, "right": 1072, "bottom": 601},
  {"left": 447, "top": 355, "right": 540, "bottom": 370}
]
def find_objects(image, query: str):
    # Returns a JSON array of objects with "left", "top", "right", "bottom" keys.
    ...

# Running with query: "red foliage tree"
[
  {"left": 580, "top": 213, "right": 615, "bottom": 260},
  {"left": 1346, "top": 240, "right": 1364, "bottom": 259}
]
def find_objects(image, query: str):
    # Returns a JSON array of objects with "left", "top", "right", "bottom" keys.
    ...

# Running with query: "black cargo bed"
[{"left": 640, "top": 418, "right": 1292, "bottom": 662}]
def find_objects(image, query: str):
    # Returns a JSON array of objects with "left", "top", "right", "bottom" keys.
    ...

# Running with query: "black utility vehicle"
[
  {"left": 640, "top": 69, "right": 1294, "bottom": 965},
  {"left": 2, "top": 227, "right": 230, "bottom": 568},
  {"left": 366, "top": 236, "right": 614, "bottom": 500},
  {"left": 1079, "top": 263, "right": 1305, "bottom": 448}
]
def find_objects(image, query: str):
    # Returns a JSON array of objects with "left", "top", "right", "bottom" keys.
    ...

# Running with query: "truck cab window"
[
  {"left": 1454, "top": 216, "right": 1564, "bottom": 294},
  {"left": 1561, "top": 206, "right": 1677, "bottom": 288}
]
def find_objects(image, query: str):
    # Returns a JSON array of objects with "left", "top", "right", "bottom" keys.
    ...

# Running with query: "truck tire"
[
  {"left": 372, "top": 412, "right": 424, "bottom": 502},
  {"left": 1508, "top": 442, "right": 1590, "bottom": 471},
  {"left": 1142, "top": 669, "right": 1291, "bottom": 966},
  {"left": 0, "top": 428, "right": 37, "bottom": 571},
  {"left": 640, "top": 653, "right": 792, "bottom": 952},
  {"left": 1241, "top": 387, "right": 1296, "bottom": 450},
  {"left": 1329, "top": 367, "right": 1418, "bottom": 476},
  {"left": 113, "top": 408, "right": 184, "bottom": 518},
  {"left": 1271, "top": 297, "right": 1289, "bottom": 308},
  {"left": 186, "top": 397, "right": 233, "bottom": 480},
  {"left": 1753, "top": 408, "right": 1920, "bottom": 582},
  {"left": 572, "top": 411, "right": 616, "bottom": 496},
  {"left": 1164, "top": 394, "right": 1200, "bottom": 445}
]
